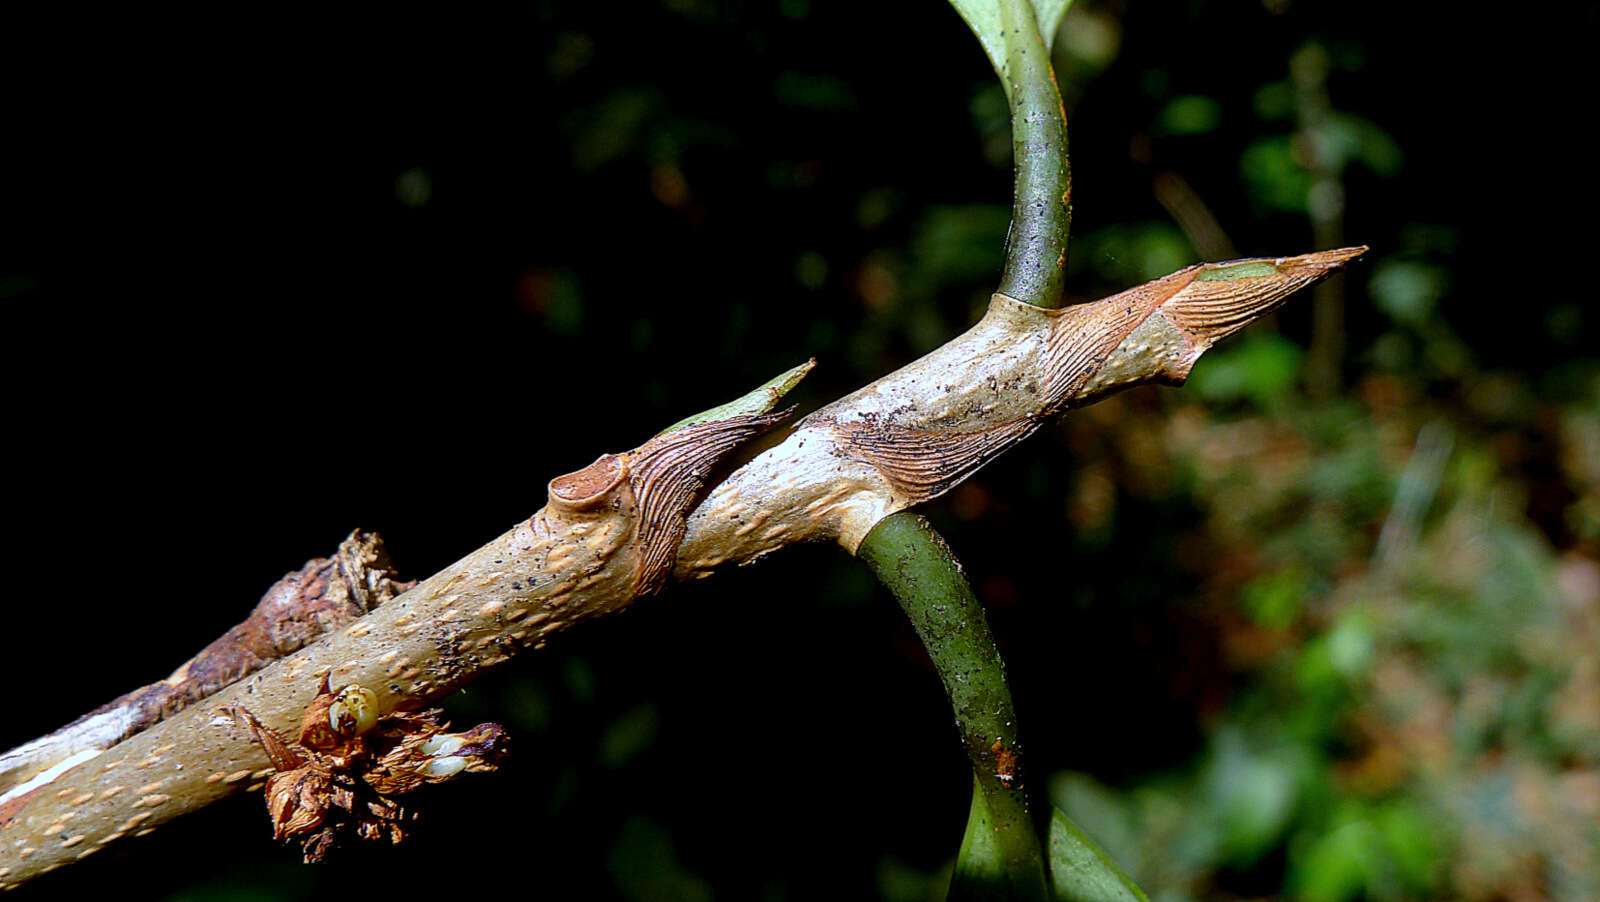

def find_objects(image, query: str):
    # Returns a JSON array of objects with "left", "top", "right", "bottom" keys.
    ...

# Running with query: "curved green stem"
[
  {"left": 857, "top": 512, "right": 1048, "bottom": 901},
  {"left": 995, "top": 0, "right": 1071, "bottom": 309}
]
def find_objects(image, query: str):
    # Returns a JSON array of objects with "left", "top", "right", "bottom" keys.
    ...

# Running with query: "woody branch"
[{"left": 0, "top": 244, "right": 1361, "bottom": 889}]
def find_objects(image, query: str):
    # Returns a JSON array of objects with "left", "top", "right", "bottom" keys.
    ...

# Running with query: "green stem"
[
  {"left": 857, "top": 512, "right": 1048, "bottom": 901},
  {"left": 1291, "top": 41, "right": 1346, "bottom": 400},
  {"left": 995, "top": 0, "right": 1071, "bottom": 309}
]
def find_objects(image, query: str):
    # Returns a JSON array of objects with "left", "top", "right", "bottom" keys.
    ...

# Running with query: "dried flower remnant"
[{"left": 222, "top": 674, "right": 508, "bottom": 862}]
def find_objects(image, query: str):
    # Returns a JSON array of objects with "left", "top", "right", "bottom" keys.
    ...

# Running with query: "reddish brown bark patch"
[
  {"left": 549, "top": 454, "right": 625, "bottom": 507},
  {"left": 57, "top": 532, "right": 409, "bottom": 753}
]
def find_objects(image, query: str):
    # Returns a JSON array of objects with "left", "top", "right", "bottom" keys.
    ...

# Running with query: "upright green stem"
[
  {"left": 1292, "top": 42, "right": 1346, "bottom": 400},
  {"left": 857, "top": 512, "right": 1048, "bottom": 901},
  {"left": 996, "top": 0, "right": 1071, "bottom": 309}
]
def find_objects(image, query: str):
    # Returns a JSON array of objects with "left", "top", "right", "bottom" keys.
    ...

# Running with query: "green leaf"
[
  {"left": 1186, "top": 333, "right": 1305, "bottom": 408},
  {"left": 1374, "top": 801, "right": 1443, "bottom": 891},
  {"left": 1076, "top": 222, "right": 1191, "bottom": 285},
  {"left": 1253, "top": 80, "right": 1295, "bottom": 121},
  {"left": 951, "top": 783, "right": 1010, "bottom": 902},
  {"left": 949, "top": 0, "right": 1075, "bottom": 81},
  {"left": 608, "top": 815, "right": 713, "bottom": 902},
  {"left": 1240, "top": 136, "right": 1312, "bottom": 213},
  {"left": 1035, "top": 0, "right": 1073, "bottom": 45},
  {"left": 1153, "top": 95, "right": 1221, "bottom": 136},
  {"left": 1369, "top": 259, "right": 1448, "bottom": 325},
  {"left": 1047, "top": 806, "right": 1151, "bottom": 902},
  {"left": 1200, "top": 729, "right": 1305, "bottom": 867},
  {"left": 912, "top": 204, "right": 1011, "bottom": 287},
  {"left": 1239, "top": 566, "right": 1309, "bottom": 629},
  {"left": 1291, "top": 817, "right": 1373, "bottom": 902},
  {"left": 596, "top": 704, "right": 660, "bottom": 769},
  {"left": 1047, "top": 772, "right": 1136, "bottom": 863}
]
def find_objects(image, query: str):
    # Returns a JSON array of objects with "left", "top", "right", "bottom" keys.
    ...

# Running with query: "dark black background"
[{"left": 2, "top": 1, "right": 1594, "bottom": 898}]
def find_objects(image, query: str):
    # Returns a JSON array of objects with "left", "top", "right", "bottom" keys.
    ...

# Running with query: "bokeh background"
[{"left": 3, "top": 1, "right": 1597, "bottom": 900}]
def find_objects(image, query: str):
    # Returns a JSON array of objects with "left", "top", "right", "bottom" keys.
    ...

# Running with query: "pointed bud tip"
[
  {"left": 762, "top": 358, "right": 817, "bottom": 406},
  {"left": 1194, "top": 246, "right": 1368, "bottom": 282},
  {"left": 658, "top": 358, "right": 816, "bottom": 434},
  {"left": 1165, "top": 246, "right": 1370, "bottom": 347},
  {"left": 1277, "top": 245, "right": 1369, "bottom": 273}
]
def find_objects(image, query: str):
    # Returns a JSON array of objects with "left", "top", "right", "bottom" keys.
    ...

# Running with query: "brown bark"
[
  {"left": 0, "top": 533, "right": 410, "bottom": 805},
  {"left": 0, "top": 248, "right": 1364, "bottom": 889}
]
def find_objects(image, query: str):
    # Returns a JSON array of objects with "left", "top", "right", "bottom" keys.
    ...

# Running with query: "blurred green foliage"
[{"left": 1040, "top": 373, "right": 1599, "bottom": 901}]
